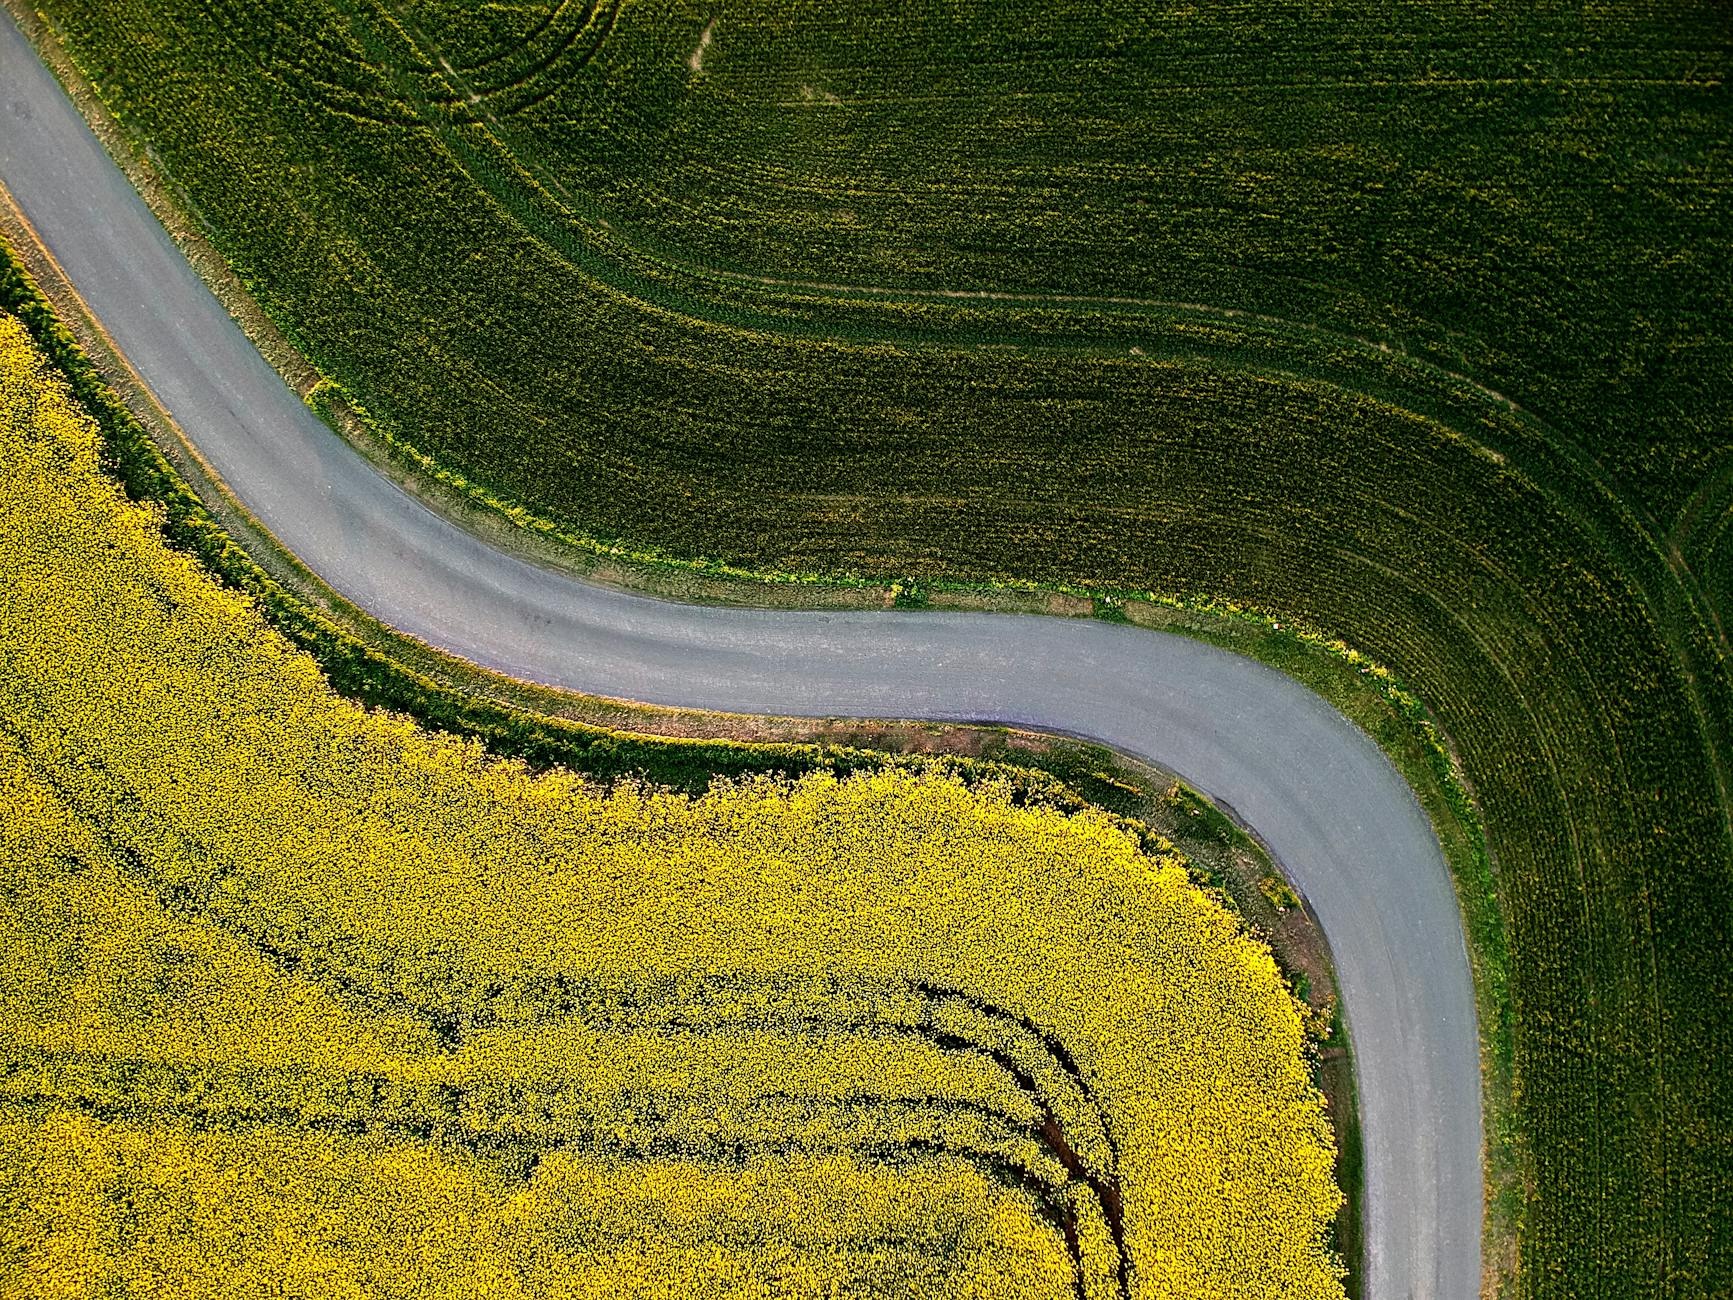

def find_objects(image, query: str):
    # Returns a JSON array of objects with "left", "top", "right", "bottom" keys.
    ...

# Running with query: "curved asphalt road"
[{"left": 1, "top": 14, "right": 1479, "bottom": 1296}]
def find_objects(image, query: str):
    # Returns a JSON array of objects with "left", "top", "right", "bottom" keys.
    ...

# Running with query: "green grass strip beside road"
[{"left": 0, "top": 229, "right": 1510, "bottom": 1289}]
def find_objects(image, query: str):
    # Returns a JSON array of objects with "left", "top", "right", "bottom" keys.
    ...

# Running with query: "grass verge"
[{"left": 0, "top": 218, "right": 1385, "bottom": 1283}]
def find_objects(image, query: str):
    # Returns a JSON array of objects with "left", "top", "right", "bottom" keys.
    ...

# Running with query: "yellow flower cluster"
[{"left": 0, "top": 312, "right": 1343, "bottom": 1298}]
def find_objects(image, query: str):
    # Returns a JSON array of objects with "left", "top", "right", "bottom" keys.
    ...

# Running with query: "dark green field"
[{"left": 19, "top": 0, "right": 1732, "bottom": 1292}]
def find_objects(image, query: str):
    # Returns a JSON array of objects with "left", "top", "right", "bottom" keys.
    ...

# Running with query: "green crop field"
[{"left": 13, "top": 0, "right": 1732, "bottom": 1292}]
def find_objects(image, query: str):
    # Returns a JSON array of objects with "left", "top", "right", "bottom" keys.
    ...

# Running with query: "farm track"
[{"left": 0, "top": 12, "right": 1483, "bottom": 1300}]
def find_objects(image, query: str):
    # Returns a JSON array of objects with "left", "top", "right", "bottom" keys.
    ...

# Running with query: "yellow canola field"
[{"left": 0, "top": 311, "right": 1344, "bottom": 1298}]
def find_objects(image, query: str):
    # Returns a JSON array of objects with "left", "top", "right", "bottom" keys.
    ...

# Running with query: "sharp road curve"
[{"left": 1, "top": 15, "right": 1480, "bottom": 1296}]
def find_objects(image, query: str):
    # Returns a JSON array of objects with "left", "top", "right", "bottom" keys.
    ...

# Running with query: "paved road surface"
[{"left": 0, "top": 13, "right": 1481, "bottom": 1295}]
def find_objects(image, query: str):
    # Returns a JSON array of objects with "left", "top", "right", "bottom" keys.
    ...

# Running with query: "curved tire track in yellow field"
[{"left": 0, "top": 14, "right": 1479, "bottom": 1299}]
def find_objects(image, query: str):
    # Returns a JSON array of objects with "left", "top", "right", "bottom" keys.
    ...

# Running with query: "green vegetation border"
[{"left": 0, "top": 227, "right": 1383, "bottom": 1287}]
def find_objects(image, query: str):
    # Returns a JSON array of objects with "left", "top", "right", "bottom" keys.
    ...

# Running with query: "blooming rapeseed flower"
[{"left": 0, "top": 313, "right": 1344, "bottom": 1297}]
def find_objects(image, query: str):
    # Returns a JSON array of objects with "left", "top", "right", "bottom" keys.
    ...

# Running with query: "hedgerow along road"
[{"left": 0, "top": 13, "right": 1480, "bottom": 1298}]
